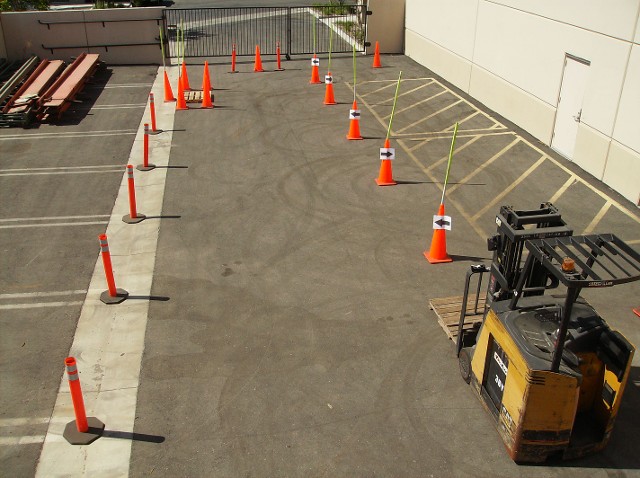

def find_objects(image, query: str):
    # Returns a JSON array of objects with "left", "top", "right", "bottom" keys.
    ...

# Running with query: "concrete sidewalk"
[{"left": 124, "top": 54, "right": 639, "bottom": 477}]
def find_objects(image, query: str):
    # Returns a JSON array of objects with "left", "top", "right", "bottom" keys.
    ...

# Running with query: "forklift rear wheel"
[{"left": 459, "top": 348, "right": 472, "bottom": 384}]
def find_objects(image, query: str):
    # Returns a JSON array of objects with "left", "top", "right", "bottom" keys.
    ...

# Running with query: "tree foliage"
[{"left": 0, "top": 0, "right": 50, "bottom": 11}]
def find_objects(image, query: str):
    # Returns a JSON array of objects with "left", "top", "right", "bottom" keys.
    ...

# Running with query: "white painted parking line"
[
  {"left": 0, "top": 290, "right": 86, "bottom": 299},
  {"left": 0, "top": 166, "right": 123, "bottom": 173},
  {"left": 0, "top": 417, "right": 51, "bottom": 426},
  {"left": 0, "top": 170, "right": 123, "bottom": 177},
  {"left": 90, "top": 104, "right": 147, "bottom": 110},
  {"left": 0, "top": 215, "right": 110, "bottom": 223},
  {"left": 94, "top": 84, "right": 154, "bottom": 89},
  {"left": 0, "top": 301, "right": 84, "bottom": 310},
  {"left": 0, "top": 221, "right": 108, "bottom": 229},
  {"left": 0, "top": 129, "right": 137, "bottom": 141},
  {"left": 0, "top": 436, "right": 46, "bottom": 446}
]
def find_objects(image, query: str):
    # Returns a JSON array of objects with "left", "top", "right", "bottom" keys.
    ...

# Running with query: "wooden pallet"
[
  {"left": 429, "top": 295, "right": 486, "bottom": 341},
  {"left": 184, "top": 90, "right": 203, "bottom": 103}
]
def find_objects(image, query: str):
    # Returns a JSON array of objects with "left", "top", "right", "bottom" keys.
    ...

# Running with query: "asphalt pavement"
[{"left": 1, "top": 53, "right": 640, "bottom": 477}]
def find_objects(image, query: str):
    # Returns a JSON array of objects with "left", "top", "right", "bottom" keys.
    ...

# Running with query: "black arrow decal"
[
  {"left": 380, "top": 151, "right": 393, "bottom": 158},
  {"left": 435, "top": 218, "right": 450, "bottom": 227},
  {"left": 326, "top": 76, "right": 333, "bottom": 82},
  {"left": 350, "top": 111, "right": 361, "bottom": 118}
]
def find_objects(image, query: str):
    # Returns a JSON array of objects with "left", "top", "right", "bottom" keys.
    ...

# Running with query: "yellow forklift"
[{"left": 456, "top": 203, "right": 640, "bottom": 463}]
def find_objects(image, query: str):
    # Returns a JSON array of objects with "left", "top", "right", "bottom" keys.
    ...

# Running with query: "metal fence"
[{"left": 163, "top": 3, "right": 368, "bottom": 59}]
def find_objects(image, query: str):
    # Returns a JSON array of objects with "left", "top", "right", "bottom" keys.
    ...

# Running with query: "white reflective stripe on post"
[
  {"left": 66, "top": 364, "right": 79, "bottom": 380},
  {"left": 100, "top": 238, "right": 109, "bottom": 253},
  {"left": 127, "top": 165, "right": 134, "bottom": 179}
]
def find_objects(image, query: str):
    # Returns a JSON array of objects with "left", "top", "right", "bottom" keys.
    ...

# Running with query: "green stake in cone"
[
  {"left": 376, "top": 71, "right": 402, "bottom": 185},
  {"left": 424, "top": 122, "right": 458, "bottom": 263}
]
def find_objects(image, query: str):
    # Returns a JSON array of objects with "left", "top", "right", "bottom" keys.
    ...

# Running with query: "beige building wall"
[
  {"left": 404, "top": 0, "right": 640, "bottom": 206},
  {"left": 0, "top": 7, "right": 163, "bottom": 65}
]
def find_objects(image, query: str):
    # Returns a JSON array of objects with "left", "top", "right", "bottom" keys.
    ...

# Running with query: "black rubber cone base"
[
  {"left": 63, "top": 417, "right": 105, "bottom": 445},
  {"left": 100, "top": 288, "right": 128, "bottom": 304},
  {"left": 136, "top": 164, "right": 156, "bottom": 172},
  {"left": 122, "top": 213, "right": 146, "bottom": 224}
]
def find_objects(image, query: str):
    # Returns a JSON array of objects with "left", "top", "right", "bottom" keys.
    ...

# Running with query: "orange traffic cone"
[
  {"left": 323, "top": 72, "right": 336, "bottom": 105},
  {"left": 180, "top": 61, "right": 191, "bottom": 90},
  {"left": 202, "top": 61, "right": 213, "bottom": 91},
  {"left": 163, "top": 70, "right": 175, "bottom": 102},
  {"left": 254, "top": 45, "right": 264, "bottom": 72},
  {"left": 372, "top": 41, "right": 382, "bottom": 68},
  {"left": 376, "top": 139, "right": 396, "bottom": 186},
  {"left": 310, "top": 54, "right": 321, "bottom": 84},
  {"left": 634, "top": 307, "right": 640, "bottom": 317},
  {"left": 176, "top": 74, "right": 188, "bottom": 111},
  {"left": 424, "top": 203, "right": 452, "bottom": 263},
  {"left": 201, "top": 62, "right": 213, "bottom": 109},
  {"left": 346, "top": 100, "right": 363, "bottom": 140}
]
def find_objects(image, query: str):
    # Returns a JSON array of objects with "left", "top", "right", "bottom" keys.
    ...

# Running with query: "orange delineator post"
[
  {"left": 149, "top": 92, "right": 157, "bottom": 132},
  {"left": 99, "top": 234, "right": 117, "bottom": 298},
  {"left": 65, "top": 357, "right": 88, "bottom": 433},
  {"left": 346, "top": 100, "right": 363, "bottom": 140},
  {"left": 230, "top": 44, "right": 237, "bottom": 73},
  {"left": 276, "top": 42, "right": 284, "bottom": 71},
  {"left": 163, "top": 70, "right": 175, "bottom": 102},
  {"left": 310, "top": 54, "right": 321, "bottom": 84},
  {"left": 254, "top": 45, "right": 264, "bottom": 72},
  {"left": 372, "top": 41, "right": 382, "bottom": 68},
  {"left": 424, "top": 203, "right": 452, "bottom": 263},
  {"left": 376, "top": 138, "right": 396, "bottom": 186},
  {"left": 143, "top": 123, "right": 150, "bottom": 167},
  {"left": 127, "top": 165, "right": 138, "bottom": 219}
]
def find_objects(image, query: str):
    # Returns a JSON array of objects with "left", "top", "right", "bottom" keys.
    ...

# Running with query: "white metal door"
[{"left": 551, "top": 55, "right": 590, "bottom": 160}]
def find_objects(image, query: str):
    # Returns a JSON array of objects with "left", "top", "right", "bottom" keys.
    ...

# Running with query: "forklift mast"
[{"left": 485, "top": 203, "right": 573, "bottom": 308}]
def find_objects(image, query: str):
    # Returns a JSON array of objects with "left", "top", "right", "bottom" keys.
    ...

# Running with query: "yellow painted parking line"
[
  {"left": 405, "top": 129, "right": 514, "bottom": 146},
  {"left": 398, "top": 138, "right": 492, "bottom": 240},
  {"left": 444, "top": 111, "right": 480, "bottom": 131},
  {"left": 395, "top": 99, "right": 463, "bottom": 134},
  {"left": 447, "top": 139, "right": 521, "bottom": 195},
  {"left": 548, "top": 176, "right": 578, "bottom": 204},
  {"left": 520, "top": 137, "right": 640, "bottom": 226},
  {"left": 353, "top": 75, "right": 640, "bottom": 242},
  {"left": 583, "top": 201, "right": 612, "bottom": 235},
  {"left": 360, "top": 79, "right": 434, "bottom": 100},
  {"left": 472, "top": 155, "right": 547, "bottom": 221},
  {"left": 383, "top": 90, "right": 448, "bottom": 121}
]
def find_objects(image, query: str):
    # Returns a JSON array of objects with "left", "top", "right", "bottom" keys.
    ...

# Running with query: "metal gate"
[{"left": 162, "top": 3, "right": 368, "bottom": 59}]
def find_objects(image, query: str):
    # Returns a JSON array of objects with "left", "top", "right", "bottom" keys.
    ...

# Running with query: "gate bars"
[{"left": 163, "top": 3, "right": 369, "bottom": 59}]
